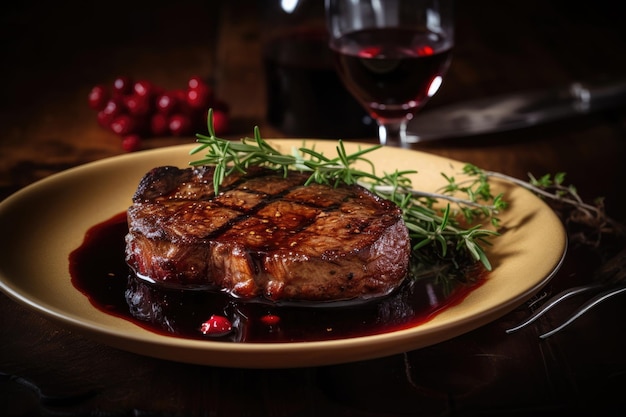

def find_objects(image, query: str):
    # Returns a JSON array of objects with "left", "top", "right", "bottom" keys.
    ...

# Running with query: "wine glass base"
[{"left": 403, "top": 134, "right": 426, "bottom": 144}]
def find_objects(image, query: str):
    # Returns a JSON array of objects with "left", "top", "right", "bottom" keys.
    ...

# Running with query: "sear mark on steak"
[{"left": 125, "top": 165, "right": 411, "bottom": 303}]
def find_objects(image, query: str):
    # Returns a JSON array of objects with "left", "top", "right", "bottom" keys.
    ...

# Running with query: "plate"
[{"left": 0, "top": 140, "right": 566, "bottom": 368}]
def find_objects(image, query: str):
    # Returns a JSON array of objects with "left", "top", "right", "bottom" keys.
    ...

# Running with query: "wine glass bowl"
[{"left": 325, "top": 0, "right": 454, "bottom": 146}]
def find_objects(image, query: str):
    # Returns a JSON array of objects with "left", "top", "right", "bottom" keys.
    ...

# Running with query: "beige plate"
[{"left": 0, "top": 141, "right": 566, "bottom": 368}]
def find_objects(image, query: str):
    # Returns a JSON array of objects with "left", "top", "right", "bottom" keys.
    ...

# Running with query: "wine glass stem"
[{"left": 379, "top": 119, "right": 409, "bottom": 147}]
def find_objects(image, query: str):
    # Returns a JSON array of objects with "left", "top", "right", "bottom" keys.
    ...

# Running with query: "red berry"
[
  {"left": 90, "top": 77, "right": 230, "bottom": 140},
  {"left": 172, "top": 89, "right": 189, "bottom": 113},
  {"left": 97, "top": 99, "right": 124, "bottom": 127},
  {"left": 169, "top": 113, "right": 193, "bottom": 136},
  {"left": 186, "top": 84, "right": 213, "bottom": 110},
  {"left": 187, "top": 75, "right": 205, "bottom": 90},
  {"left": 150, "top": 113, "right": 169, "bottom": 136},
  {"left": 211, "top": 110, "right": 230, "bottom": 135},
  {"left": 88, "top": 85, "right": 110, "bottom": 111},
  {"left": 260, "top": 314, "right": 280, "bottom": 326},
  {"left": 121, "top": 134, "right": 142, "bottom": 152},
  {"left": 124, "top": 94, "right": 152, "bottom": 117},
  {"left": 200, "top": 315, "right": 232, "bottom": 336},
  {"left": 110, "top": 114, "right": 136, "bottom": 136},
  {"left": 132, "top": 79, "right": 155, "bottom": 97},
  {"left": 112, "top": 76, "right": 133, "bottom": 96},
  {"left": 105, "top": 98, "right": 125, "bottom": 115},
  {"left": 96, "top": 110, "right": 112, "bottom": 128},
  {"left": 156, "top": 92, "right": 179, "bottom": 115},
  {"left": 96, "top": 112, "right": 108, "bottom": 128}
]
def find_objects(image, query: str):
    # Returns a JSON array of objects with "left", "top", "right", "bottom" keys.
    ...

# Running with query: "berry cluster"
[{"left": 88, "top": 76, "right": 230, "bottom": 152}]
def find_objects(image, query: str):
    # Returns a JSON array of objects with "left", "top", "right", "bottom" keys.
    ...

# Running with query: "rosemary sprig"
[
  {"left": 190, "top": 110, "right": 503, "bottom": 271},
  {"left": 488, "top": 167, "right": 622, "bottom": 246},
  {"left": 190, "top": 110, "right": 626, "bottom": 293},
  {"left": 460, "top": 165, "right": 626, "bottom": 285}
]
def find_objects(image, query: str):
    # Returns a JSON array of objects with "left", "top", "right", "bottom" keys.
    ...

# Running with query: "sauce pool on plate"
[{"left": 69, "top": 212, "right": 485, "bottom": 343}]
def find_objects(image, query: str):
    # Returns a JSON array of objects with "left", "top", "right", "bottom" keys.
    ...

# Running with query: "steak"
[{"left": 125, "top": 165, "right": 411, "bottom": 302}]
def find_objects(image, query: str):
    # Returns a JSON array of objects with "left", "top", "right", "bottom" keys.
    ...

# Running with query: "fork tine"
[
  {"left": 505, "top": 283, "right": 603, "bottom": 334},
  {"left": 539, "top": 283, "right": 626, "bottom": 339}
]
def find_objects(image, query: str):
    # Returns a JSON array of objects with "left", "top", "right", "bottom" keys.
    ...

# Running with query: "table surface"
[{"left": 2, "top": 1, "right": 626, "bottom": 415}]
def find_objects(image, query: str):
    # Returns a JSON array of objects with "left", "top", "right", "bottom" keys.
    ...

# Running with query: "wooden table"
[{"left": 2, "top": 1, "right": 626, "bottom": 415}]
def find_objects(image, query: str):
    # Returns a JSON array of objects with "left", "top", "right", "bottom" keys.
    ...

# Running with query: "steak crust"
[{"left": 125, "top": 165, "right": 411, "bottom": 302}]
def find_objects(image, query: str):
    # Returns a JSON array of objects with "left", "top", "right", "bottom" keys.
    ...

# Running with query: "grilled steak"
[{"left": 125, "top": 165, "right": 411, "bottom": 302}]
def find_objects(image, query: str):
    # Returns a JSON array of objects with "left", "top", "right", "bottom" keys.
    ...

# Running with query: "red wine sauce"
[{"left": 69, "top": 212, "right": 485, "bottom": 343}]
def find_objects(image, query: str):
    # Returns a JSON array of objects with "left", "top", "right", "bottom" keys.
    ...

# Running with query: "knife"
[{"left": 406, "top": 79, "right": 626, "bottom": 142}]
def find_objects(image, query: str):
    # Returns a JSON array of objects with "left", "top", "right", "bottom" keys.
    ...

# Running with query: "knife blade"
[{"left": 406, "top": 79, "right": 626, "bottom": 142}]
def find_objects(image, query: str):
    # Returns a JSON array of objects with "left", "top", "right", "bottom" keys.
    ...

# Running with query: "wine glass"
[{"left": 325, "top": 0, "right": 454, "bottom": 146}]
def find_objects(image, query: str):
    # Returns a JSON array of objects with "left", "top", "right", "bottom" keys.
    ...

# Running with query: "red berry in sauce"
[
  {"left": 88, "top": 85, "right": 110, "bottom": 111},
  {"left": 121, "top": 134, "right": 142, "bottom": 152},
  {"left": 260, "top": 314, "right": 280, "bottom": 326},
  {"left": 200, "top": 315, "right": 232, "bottom": 336}
]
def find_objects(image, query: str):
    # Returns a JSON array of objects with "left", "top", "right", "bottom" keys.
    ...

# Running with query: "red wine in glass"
[{"left": 330, "top": 27, "right": 453, "bottom": 143}]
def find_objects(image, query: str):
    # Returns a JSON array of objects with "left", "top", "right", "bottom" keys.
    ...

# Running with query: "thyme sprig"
[{"left": 190, "top": 110, "right": 504, "bottom": 271}]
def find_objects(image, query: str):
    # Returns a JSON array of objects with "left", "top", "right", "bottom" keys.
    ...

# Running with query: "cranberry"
[
  {"left": 186, "top": 84, "right": 213, "bottom": 110},
  {"left": 150, "top": 113, "right": 169, "bottom": 136},
  {"left": 260, "top": 314, "right": 280, "bottom": 326},
  {"left": 168, "top": 113, "right": 193, "bottom": 136},
  {"left": 97, "top": 99, "right": 124, "bottom": 127},
  {"left": 88, "top": 76, "right": 230, "bottom": 147},
  {"left": 156, "top": 92, "right": 179, "bottom": 115},
  {"left": 200, "top": 315, "right": 232, "bottom": 336},
  {"left": 96, "top": 110, "right": 113, "bottom": 128},
  {"left": 172, "top": 89, "right": 189, "bottom": 113},
  {"left": 187, "top": 75, "right": 205, "bottom": 90},
  {"left": 124, "top": 94, "right": 152, "bottom": 117},
  {"left": 88, "top": 85, "right": 110, "bottom": 111},
  {"left": 112, "top": 76, "right": 133, "bottom": 96},
  {"left": 211, "top": 109, "right": 230, "bottom": 135},
  {"left": 110, "top": 114, "right": 136, "bottom": 136},
  {"left": 121, "top": 134, "right": 142, "bottom": 152},
  {"left": 103, "top": 99, "right": 124, "bottom": 116},
  {"left": 132, "top": 79, "right": 155, "bottom": 97}
]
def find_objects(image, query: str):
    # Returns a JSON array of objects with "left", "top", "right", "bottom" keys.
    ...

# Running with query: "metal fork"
[
  {"left": 506, "top": 245, "right": 626, "bottom": 338},
  {"left": 506, "top": 281, "right": 626, "bottom": 338}
]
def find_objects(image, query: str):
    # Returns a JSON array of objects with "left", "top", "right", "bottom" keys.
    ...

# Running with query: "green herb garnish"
[
  {"left": 190, "top": 109, "right": 624, "bottom": 283},
  {"left": 191, "top": 110, "right": 510, "bottom": 274}
]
